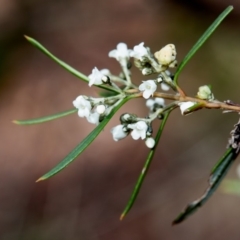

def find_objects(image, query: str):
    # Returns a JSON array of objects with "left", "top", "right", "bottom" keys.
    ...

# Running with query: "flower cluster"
[
  {"left": 72, "top": 42, "right": 180, "bottom": 147},
  {"left": 111, "top": 115, "right": 156, "bottom": 149},
  {"left": 72, "top": 95, "right": 115, "bottom": 125},
  {"left": 18, "top": 8, "right": 236, "bottom": 225},
  {"left": 72, "top": 41, "right": 216, "bottom": 147}
]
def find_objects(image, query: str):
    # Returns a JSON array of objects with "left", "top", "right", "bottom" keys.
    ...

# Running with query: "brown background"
[{"left": 1, "top": 0, "right": 240, "bottom": 239}]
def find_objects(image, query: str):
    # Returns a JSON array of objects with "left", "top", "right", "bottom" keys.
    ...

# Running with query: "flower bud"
[
  {"left": 142, "top": 68, "right": 153, "bottom": 75},
  {"left": 154, "top": 44, "right": 176, "bottom": 66},
  {"left": 197, "top": 85, "right": 214, "bottom": 100},
  {"left": 145, "top": 137, "right": 155, "bottom": 148},
  {"left": 96, "top": 105, "right": 106, "bottom": 114},
  {"left": 111, "top": 125, "right": 128, "bottom": 141}
]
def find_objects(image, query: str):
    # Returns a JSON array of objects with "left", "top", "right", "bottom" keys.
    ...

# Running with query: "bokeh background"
[{"left": 1, "top": 0, "right": 240, "bottom": 239}]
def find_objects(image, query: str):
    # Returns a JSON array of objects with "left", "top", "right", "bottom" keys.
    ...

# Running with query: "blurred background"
[{"left": 1, "top": 0, "right": 240, "bottom": 239}]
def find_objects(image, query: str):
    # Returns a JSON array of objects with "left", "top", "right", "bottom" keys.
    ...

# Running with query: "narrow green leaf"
[
  {"left": 13, "top": 108, "right": 77, "bottom": 125},
  {"left": 36, "top": 97, "right": 131, "bottom": 181},
  {"left": 211, "top": 147, "right": 232, "bottom": 175},
  {"left": 120, "top": 111, "right": 171, "bottom": 220},
  {"left": 174, "top": 6, "right": 233, "bottom": 85},
  {"left": 25, "top": 36, "right": 118, "bottom": 94},
  {"left": 173, "top": 147, "right": 237, "bottom": 225}
]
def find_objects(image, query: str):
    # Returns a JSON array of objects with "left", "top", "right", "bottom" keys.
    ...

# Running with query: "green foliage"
[
  {"left": 120, "top": 110, "right": 171, "bottom": 220},
  {"left": 15, "top": 6, "right": 237, "bottom": 225},
  {"left": 36, "top": 97, "right": 131, "bottom": 181},
  {"left": 13, "top": 108, "right": 77, "bottom": 125},
  {"left": 174, "top": 6, "right": 233, "bottom": 85},
  {"left": 25, "top": 36, "right": 119, "bottom": 94},
  {"left": 173, "top": 148, "right": 237, "bottom": 224}
]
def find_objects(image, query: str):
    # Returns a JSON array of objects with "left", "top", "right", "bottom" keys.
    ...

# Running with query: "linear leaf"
[
  {"left": 25, "top": 36, "right": 118, "bottom": 93},
  {"left": 36, "top": 97, "right": 131, "bottom": 181},
  {"left": 173, "top": 147, "right": 237, "bottom": 224},
  {"left": 120, "top": 110, "right": 171, "bottom": 220},
  {"left": 174, "top": 6, "right": 233, "bottom": 85},
  {"left": 13, "top": 108, "right": 77, "bottom": 125}
]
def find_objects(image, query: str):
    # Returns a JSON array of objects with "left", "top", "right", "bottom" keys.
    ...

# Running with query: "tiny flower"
[
  {"left": 111, "top": 125, "right": 128, "bottom": 141},
  {"left": 130, "top": 42, "right": 149, "bottom": 60},
  {"left": 86, "top": 112, "right": 100, "bottom": 125},
  {"left": 197, "top": 85, "right": 214, "bottom": 100},
  {"left": 108, "top": 43, "right": 132, "bottom": 65},
  {"left": 88, "top": 67, "right": 110, "bottom": 87},
  {"left": 154, "top": 44, "right": 176, "bottom": 65},
  {"left": 73, "top": 95, "right": 91, "bottom": 118},
  {"left": 96, "top": 105, "right": 106, "bottom": 115},
  {"left": 145, "top": 137, "right": 155, "bottom": 148},
  {"left": 178, "top": 101, "right": 196, "bottom": 115},
  {"left": 139, "top": 80, "right": 157, "bottom": 99},
  {"left": 128, "top": 121, "right": 148, "bottom": 140}
]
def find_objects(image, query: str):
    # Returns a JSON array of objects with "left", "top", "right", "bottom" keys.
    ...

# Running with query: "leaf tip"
[
  {"left": 120, "top": 213, "right": 125, "bottom": 221},
  {"left": 12, "top": 120, "right": 20, "bottom": 124},
  {"left": 36, "top": 177, "right": 45, "bottom": 182},
  {"left": 172, "top": 216, "right": 182, "bottom": 225},
  {"left": 24, "top": 35, "right": 31, "bottom": 40}
]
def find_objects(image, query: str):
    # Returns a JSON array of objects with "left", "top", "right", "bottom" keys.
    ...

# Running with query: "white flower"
[
  {"left": 111, "top": 125, "right": 128, "bottom": 141},
  {"left": 146, "top": 98, "right": 165, "bottom": 111},
  {"left": 108, "top": 43, "right": 132, "bottom": 65},
  {"left": 128, "top": 121, "right": 148, "bottom": 140},
  {"left": 154, "top": 44, "right": 176, "bottom": 65},
  {"left": 73, "top": 96, "right": 92, "bottom": 118},
  {"left": 139, "top": 80, "right": 157, "bottom": 99},
  {"left": 179, "top": 101, "right": 196, "bottom": 115},
  {"left": 88, "top": 67, "right": 110, "bottom": 87},
  {"left": 197, "top": 85, "right": 214, "bottom": 100},
  {"left": 86, "top": 112, "right": 100, "bottom": 125},
  {"left": 96, "top": 105, "right": 106, "bottom": 115},
  {"left": 130, "top": 42, "right": 148, "bottom": 60},
  {"left": 145, "top": 137, "right": 155, "bottom": 148}
]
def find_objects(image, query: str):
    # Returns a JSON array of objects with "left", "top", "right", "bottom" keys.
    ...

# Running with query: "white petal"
[
  {"left": 130, "top": 42, "right": 148, "bottom": 59},
  {"left": 131, "top": 131, "right": 141, "bottom": 140},
  {"left": 77, "top": 108, "right": 90, "bottom": 118},
  {"left": 108, "top": 50, "right": 117, "bottom": 58},
  {"left": 139, "top": 82, "right": 146, "bottom": 91},
  {"left": 143, "top": 90, "right": 152, "bottom": 99}
]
